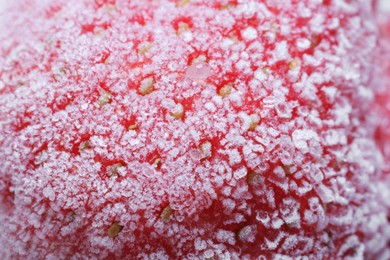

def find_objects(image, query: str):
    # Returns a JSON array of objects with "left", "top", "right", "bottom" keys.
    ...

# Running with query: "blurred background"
[
  {"left": 0, "top": 0, "right": 6, "bottom": 10},
  {"left": 380, "top": 0, "right": 390, "bottom": 12}
]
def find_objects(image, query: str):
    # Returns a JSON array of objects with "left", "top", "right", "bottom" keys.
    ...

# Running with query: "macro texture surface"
[{"left": 0, "top": 0, "right": 389, "bottom": 259}]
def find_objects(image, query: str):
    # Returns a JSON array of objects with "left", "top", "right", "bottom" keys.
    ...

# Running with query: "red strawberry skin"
[
  {"left": 373, "top": 11, "right": 390, "bottom": 239},
  {"left": 0, "top": 0, "right": 389, "bottom": 259},
  {"left": 375, "top": 13, "right": 390, "bottom": 168}
]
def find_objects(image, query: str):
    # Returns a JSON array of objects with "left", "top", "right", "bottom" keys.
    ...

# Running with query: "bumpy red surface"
[
  {"left": 0, "top": 0, "right": 389, "bottom": 259},
  {"left": 376, "top": 13, "right": 390, "bottom": 169}
]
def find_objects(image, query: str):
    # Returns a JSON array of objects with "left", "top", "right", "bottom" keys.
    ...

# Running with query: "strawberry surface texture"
[{"left": 0, "top": 0, "right": 389, "bottom": 259}]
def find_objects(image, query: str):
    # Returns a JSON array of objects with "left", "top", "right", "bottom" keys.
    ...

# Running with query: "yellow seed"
[
  {"left": 170, "top": 104, "right": 184, "bottom": 120},
  {"left": 218, "top": 84, "right": 233, "bottom": 98},
  {"left": 170, "top": 110, "right": 184, "bottom": 120},
  {"left": 262, "top": 67, "right": 270, "bottom": 75},
  {"left": 200, "top": 141, "right": 212, "bottom": 159},
  {"left": 104, "top": 4, "right": 116, "bottom": 12},
  {"left": 79, "top": 141, "right": 91, "bottom": 152},
  {"left": 128, "top": 124, "right": 138, "bottom": 130},
  {"left": 283, "top": 164, "right": 294, "bottom": 175},
  {"left": 152, "top": 158, "right": 162, "bottom": 168},
  {"left": 106, "top": 163, "right": 124, "bottom": 177},
  {"left": 220, "top": 1, "right": 237, "bottom": 10},
  {"left": 161, "top": 205, "right": 172, "bottom": 223},
  {"left": 138, "top": 41, "right": 152, "bottom": 55},
  {"left": 107, "top": 222, "right": 123, "bottom": 238},
  {"left": 191, "top": 55, "right": 207, "bottom": 65},
  {"left": 247, "top": 171, "right": 263, "bottom": 186},
  {"left": 220, "top": 4, "right": 230, "bottom": 10},
  {"left": 248, "top": 114, "right": 260, "bottom": 131},
  {"left": 98, "top": 91, "right": 112, "bottom": 107},
  {"left": 139, "top": 77, "right": 154, "bottom": 95},
  {"left": 177, "top": 0, "right": 190, "bottom": 7},
  {"left": 94, "top": 28, "right": 104, "bottom": 36},
  {"left": 288, "top": 59, "right": 299, "bottom": 70},
  {"left": 228, "top": 32, "right": 239, "bottom": 44},
  {"left": 177, "top": 22, "right": 190, "bottom": 35}
]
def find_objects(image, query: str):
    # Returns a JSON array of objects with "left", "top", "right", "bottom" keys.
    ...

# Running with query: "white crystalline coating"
[
  {"left": 322, "top": 129, "right": 347, "bottom": 146},
  {"left": 263, "top": 231, "right": 285, "bottom": 250},
  {"left": 268, "top": 166, "right": 289, "bottom": 191},
  {"left": 280, "top": 198, "right": 301, "bottom": 227},
  {"left": 309, "top": 13, "right": 326, "bottom": 34},
  {"left": 241, "top": 27, "right": 258, "bottom": 41},
  {"left": 194, "top": 238, "right": 207, "bottom": 251},
  {"left": 337, "top": 236, "right": 365, "bottom": 259},
  {"left": 204, "top": 102, "right": 217, "bottom": 113},
  {"left": 237, "top": 225, "right": 256, "bottom": 243},
  {"left": 0, "top": 0, "right": 388, "bottom": 259},
  {"left": 216, "top": 229, "right": 236, "bottom": 245},
  {"left": 256, "top": 211, "right": 271, "bottom": 226},
  {"left": 239, "top": 112, "right": 258, "bottom": 131},
  {"left": 254, "top": 69, "right": 267, "bottom": 82},
  {"left": 186, "top": 62, "right": 212, "bottom": 81},
  {"left": 181, "top": 31, "right": 194, "bottom": 42},
  {"left": 322, "top": 87, "right": 337, "bottom": 101},
  {"left": 42, "top": 186, "right": 55, "bottom": 201},
  {"left": 204, "top": 250, "right": 214, "bottom": 259},
  {"left": 262, "top": 95, "right": 276, "bottom": 108},
  {"left": 271, "top": 41, "right": 290, "bottom": 63},
  {"left": 228, "top": 149, "right": 242, "bottom": 165},
  {"left": 233, "top": 167, "right": 247, "bottom": 180},
  {"left": 271, "top": 217, "right": 284, "bottom": 229},
  {"left": 292, "top": 129, "right": 320, "bottom": 152}
]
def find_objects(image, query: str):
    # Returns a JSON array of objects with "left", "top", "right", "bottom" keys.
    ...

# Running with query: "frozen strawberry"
[
  {"left": 0, "top": 0, "right": 389, "bottom": 259},
  {"left": 372, "top": 8, "right": 390, "bottom": 238},
  {"left": 375, "top": 10, "right": 390, "bottom": 166}
]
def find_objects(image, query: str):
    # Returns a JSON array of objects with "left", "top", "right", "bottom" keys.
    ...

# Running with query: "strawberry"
[
  {"left": 375, "top": 11, "right": 390, "bottom": 169},
  {"left": 0, "top": 0, "right": 389, "bottom": 259},
  {"left": 373, "top": 10, "right": 390, "bottom": 245}
]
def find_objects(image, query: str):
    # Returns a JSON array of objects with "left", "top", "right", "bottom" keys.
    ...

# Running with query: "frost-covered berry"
[{"left": 0, "top": 0, "right": 389, "bottom": 259}]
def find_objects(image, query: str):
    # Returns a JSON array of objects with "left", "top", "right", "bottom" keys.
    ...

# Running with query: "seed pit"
[
  {"left": 247, "top": 171, "right": 263, "bottom": 186},
  {"left": 177, "top": 0, "right": 190, "bottom": 7},
  {"left": 98, "top": 91, "right": 112, "bottom": 107},
  {"left": 288, "top": 59, "right": 299, "bottom": 70},
  {"left": 107, "top": 222, "right": 123, "bottom": 238},
  {"left": 169, "top": 103, "right": 184, "bottom": 120},
  {"left": 248, "top": 114, "right": 260, "bottom": 131},
  {"left": 218, "top": 84, "right": 233, "bottom": 98},
  {"left": 106, "top": 163, "right": 125, "bottom": 177},
  {"left": 200, "top": 141, "right": 212, "bottom": 159},
  {"left": 139, "top": 77, "right": 154, "bottom": 95},
  {"left": 138, "top": 41, "right": 152, "bottom": 55},
  {"left": 128, "top": 124, "right": 138, "bottom": 130},
  {"left": 177, "top": 22, "right": 190, "bottom": 35},
  {"left": 161, "top": 205, "right": 172, "bottom": 223},
  {"left": 79, "top": 140, "right": 91, "bottom": 152}
]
